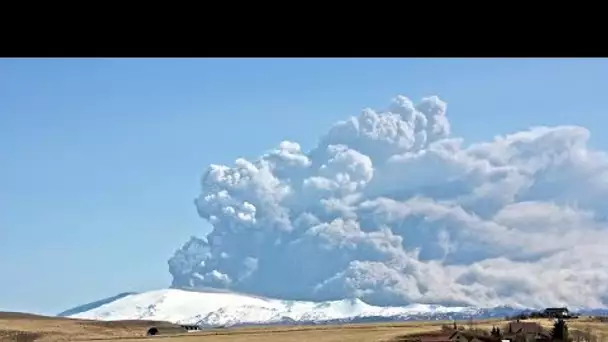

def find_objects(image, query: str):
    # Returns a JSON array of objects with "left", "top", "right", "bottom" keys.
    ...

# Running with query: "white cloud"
[{"left": 169, "top": 94, "right": 608, "bottom": 309}]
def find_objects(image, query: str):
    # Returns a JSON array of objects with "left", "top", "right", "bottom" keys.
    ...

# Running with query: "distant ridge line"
[{"left": 57, "top": 292, "right": 137, "bottom": 317}]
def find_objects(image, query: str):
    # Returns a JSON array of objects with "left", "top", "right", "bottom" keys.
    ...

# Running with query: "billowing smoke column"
[{"left": 169, "top": 95, "right": 608, "bottom": 309}]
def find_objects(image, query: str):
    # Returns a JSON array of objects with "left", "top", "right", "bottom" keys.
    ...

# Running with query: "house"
[
  {"left": 502, "top": 322, "right": 549, "bottom": 342},
  {"left": 404, "top": 331, "right": 455, "bottom": 342},
  {"left": 416, "top": 334, "right": 453, "bottom": 342},
  {"left": 405, "top": 330, "right": 500, "bottom": 342},
  {"left": 450, "top": 331, "right": 472, "bottom": 342},
  {"left": 448, "top": 331, "right": 501, "bottom": 342},
  {"left": 543, "top": 307, "right": 570, "bottom": 318},
  {"left": 180, "top": 325, "right": 201, "bottom": 331}
]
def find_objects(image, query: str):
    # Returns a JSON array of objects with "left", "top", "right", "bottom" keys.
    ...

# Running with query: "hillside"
[
  {"left": 3, "top": 312, "right": 608, "bottom": 342},
  {"left": 63, "top": 288, "right": 608, "bottom": 328},
  {"left": 57, "top": 292, "right": 137, "bottom": 317},
  {"left": 65, "top": 288, "right": 486, "bottom": 327}
]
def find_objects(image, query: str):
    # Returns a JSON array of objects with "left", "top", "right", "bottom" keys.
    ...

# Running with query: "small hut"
[{"left": 146, "top": 327, "right": 159, "bottom": 336}]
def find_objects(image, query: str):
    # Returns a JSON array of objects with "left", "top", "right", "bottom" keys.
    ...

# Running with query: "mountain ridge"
[
  {"left": 57, "top": 292, "right": 137, "bottom": 317},
  {"left": 60, "top": 288, "right": 608, "bottom": 328}
]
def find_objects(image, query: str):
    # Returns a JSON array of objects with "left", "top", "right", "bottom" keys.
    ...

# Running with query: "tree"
[
  {"left": 491, "top": 326, "right": 502, "bottom": 338},
  {"left": 551, "top": 319, "right": 570, "bottom": 342}
]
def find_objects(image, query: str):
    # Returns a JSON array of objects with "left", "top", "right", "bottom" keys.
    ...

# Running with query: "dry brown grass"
[
  {"left": 0, "top": 312, "right": 183, "bottom": 341},
  {"left": 0, "top": 313, "right": 458, "bottom": 342},
  {"left": 1, "top": 311, "right": 607, "bottom": 342},
  {"left": 112, "top": 323, "right": 444, "bottom": 342}
]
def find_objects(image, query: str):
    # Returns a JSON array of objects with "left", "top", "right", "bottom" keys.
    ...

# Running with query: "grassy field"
[
  {"left": 1, "top": 312, "right": 607, "bottom": 342},
  {"left": 0, "top": 312, "right": 184, "bottom": 341}
]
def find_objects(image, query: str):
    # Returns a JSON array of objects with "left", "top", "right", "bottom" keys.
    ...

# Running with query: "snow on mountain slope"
[
  {"left": 57, "top": 292, "right": 137, "bottom": 317},
  {"left": 68, "top": 288, "right": 480, "bottom": 326}
]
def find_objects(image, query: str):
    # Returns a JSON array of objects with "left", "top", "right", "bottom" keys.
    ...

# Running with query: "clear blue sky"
[{"left": 2, "top": 58, "right": 608, "bottom": 315}]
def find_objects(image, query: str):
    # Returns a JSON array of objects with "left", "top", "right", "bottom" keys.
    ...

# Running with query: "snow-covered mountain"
[
  {"left": 59, "top": 288, "right": 499, "bottom": 327},
  {"left": 62, "top": 288, "right": 608, "bottom": 328},
  {"left": 57, "top": 292, "right": 136, "bottom": 317}
]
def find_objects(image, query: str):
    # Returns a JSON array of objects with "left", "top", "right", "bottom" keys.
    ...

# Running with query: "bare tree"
[{"left": 550, "top": 318, "right": 570, "bottom": 342}]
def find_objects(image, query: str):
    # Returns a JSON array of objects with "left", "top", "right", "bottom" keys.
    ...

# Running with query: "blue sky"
[{"left": 1, "top": 58, "right": 608, "bottom": 315}]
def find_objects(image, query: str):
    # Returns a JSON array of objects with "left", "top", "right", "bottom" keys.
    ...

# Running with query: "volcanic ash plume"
[{"left": 168, "top": 95, "right": 608, "bottom": 308}]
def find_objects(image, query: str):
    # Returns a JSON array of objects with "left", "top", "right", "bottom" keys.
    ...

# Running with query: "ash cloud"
[{"left": 168, "top": 95, "right": 608, "bottom": 309}]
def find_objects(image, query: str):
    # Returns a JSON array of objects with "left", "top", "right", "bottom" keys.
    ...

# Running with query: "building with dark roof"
[{"left": 543, "top": 307, "right": 570, "bottom": 318}]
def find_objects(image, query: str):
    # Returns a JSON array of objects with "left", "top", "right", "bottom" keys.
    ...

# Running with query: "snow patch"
[{"left": 68, "top": 288, "right": 479, "bottom": 326}]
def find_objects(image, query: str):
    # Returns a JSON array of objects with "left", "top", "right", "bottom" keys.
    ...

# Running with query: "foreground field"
[
  {"left": 1, "top": 312, "right": 607, "bottom": 342},
  {"left": 0, "top": 312, "right": 184, "bottom": 341}
]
